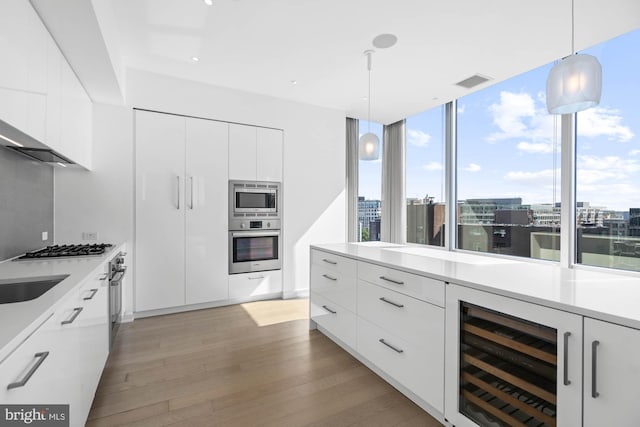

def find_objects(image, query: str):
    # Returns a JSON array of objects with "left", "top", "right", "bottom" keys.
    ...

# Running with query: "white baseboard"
[{"left": 283, "top": 289, "right": 309, "bottom": 299}]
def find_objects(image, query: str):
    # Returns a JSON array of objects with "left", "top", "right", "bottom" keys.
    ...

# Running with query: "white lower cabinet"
[
  {"left": 228, "top": 270, "right": 282, "bottom": 300},
  {"left": 310, "top": 291, "right": 356, "bottom": 348},
  {"left": 583, "top": 318, "right": 640, "bottom": 427},
  {"left": 0, "top": 265, "right": 109, "bottom": 426}
]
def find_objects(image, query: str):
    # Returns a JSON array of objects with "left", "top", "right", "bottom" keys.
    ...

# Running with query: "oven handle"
[{"left": 230, "top": 231, "right": 280, "bottom": 238}]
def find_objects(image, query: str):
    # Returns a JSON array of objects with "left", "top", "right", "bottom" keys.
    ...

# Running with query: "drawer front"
[
  {"left": 357, "top": 279, "right": 442, "bottom": 344},
  {"left": 310, "top": 291, "right": 356, "bottom": 349},
  {"left": 357, "top": 317, "right": 444, "bottom": 412},
  {"left": 311, "top": 249, "right": 357, "bottom": 277},
  {"left": 358, "top": 261, "right": 444, "bottom": 307},
  {"left": 310, "top": 264, "right": 356, "bottom": 311},
  {"left": 229, "top": 270, "right": 282, "bottom": 299}
]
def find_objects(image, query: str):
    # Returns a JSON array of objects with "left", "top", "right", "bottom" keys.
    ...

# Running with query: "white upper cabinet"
[
  {"left": 229, "top": 124, "right": 257, "bottom": 180},
  {"left": 256, "top": 127, "right": 283, "bottom": 182},
  {"left": 229, "top": 123, "right": 282, "bottom": 182},
  {"left": 0, "top": 0, "right": 93, "bottom": 168},
  {"left": 0, "top": 0, "right": 48, "bottom": 94}
]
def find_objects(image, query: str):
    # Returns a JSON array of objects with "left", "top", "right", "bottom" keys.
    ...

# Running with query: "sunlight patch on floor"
[{"left": 240, "top": 298, "right": 309, "bottom": 327}]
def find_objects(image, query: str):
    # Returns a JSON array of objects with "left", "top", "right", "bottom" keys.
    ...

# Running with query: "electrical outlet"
[
  {"left": 41, "top": 231, "right": 48, "bottom": 241},
  {"left": 82, "top": 232, "right": 98, "bottom": 241}
]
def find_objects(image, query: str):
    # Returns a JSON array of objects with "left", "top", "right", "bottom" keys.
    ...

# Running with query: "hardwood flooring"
[{"left": 87, "top": 299, "right": 443, "bottom": 427}]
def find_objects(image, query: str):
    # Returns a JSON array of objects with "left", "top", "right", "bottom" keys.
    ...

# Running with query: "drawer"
[
  {"left": 357, "top": 279, "right": 443, "bottom": 344},
  {"left": 310, "top": 264, "right": 356, "bottom": 311},
  {"left": 310, "top": 291, "right": 356, "bottom": 349},
  {"left": 229, "top": 270, "right": 282, "bottom": 299},
  {"left": 358, "top": 261, "right": 444, "bottom": 307},
  {"left": 311, "top": 249, "right": 357, "bottom": 277},
  {"left": 357, "top": 317, "right": 444, "bottom": 412}
]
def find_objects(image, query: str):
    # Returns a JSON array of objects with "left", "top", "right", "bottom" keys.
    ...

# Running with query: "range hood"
[{"left": 0, "top": 118, "right": 75, "bottom": 165}]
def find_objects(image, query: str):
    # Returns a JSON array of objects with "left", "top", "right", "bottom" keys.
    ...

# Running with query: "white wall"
[
  {"left": 55, "top": 69, "right": 346, "bottom": 307},
  {"left": 54, "top": 103, "right": 134, "bottom": 317}
]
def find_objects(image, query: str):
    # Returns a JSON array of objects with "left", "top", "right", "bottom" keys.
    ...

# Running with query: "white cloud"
[
  {"left": 423, "top": 161, "right": 443, "bottom": 171},
  {"left": 407, "top": 129, "right": 431, "bottom": 147},
  {"left": 464, "top": 163, "right": 481, "bottom": 172},
  {"left": 505, "top": 169, "right": 558, "bottom": 184},
  {"left": 628, "top": 149, "right": 640, "bottom": 156},
  {"left": 516, "top": 141, "right": 555, "bottom": 154},
  {"left": 486, "top": 91, "right": 555, "bottom": 144},
  {"left": 577, "top": 107, "right": 634, "bottom": 143},
  {"left": 576, "top": 155, "right": 640, "bottom": 184}
]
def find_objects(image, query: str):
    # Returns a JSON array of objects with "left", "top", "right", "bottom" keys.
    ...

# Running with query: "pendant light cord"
[{"left": 366, "top": 50, "right": 374, "bottom": 133}]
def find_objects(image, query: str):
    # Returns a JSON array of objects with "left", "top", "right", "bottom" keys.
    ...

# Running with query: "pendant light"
[
  {"left": 546, "top": 0, "right": 602, "bottom": 114},
  {"left": 359, "top": 50, "right": 380, "bottom": 160}
]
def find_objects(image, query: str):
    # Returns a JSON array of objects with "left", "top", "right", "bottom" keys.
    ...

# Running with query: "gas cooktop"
[{"left": 16, "top": 244, "right": 113, "bottom": 260}]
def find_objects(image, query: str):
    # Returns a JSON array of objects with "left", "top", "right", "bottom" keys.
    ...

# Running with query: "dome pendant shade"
[
  {"left": 546, "top": 54, "right": 602, "bottom": 114},
  {"left": 359, "top": 132, "right": 380, "bottom": 160}
]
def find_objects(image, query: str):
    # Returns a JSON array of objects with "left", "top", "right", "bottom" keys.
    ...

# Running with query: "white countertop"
[
  {"left": 0, "top": 243, "right": 125, "bottom": 361},
  {"left": 312, "top": 243, "right": 640, "bottom": 330}
]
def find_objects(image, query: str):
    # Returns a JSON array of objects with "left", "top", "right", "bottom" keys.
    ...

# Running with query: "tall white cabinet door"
[
  {"left": 256, "top": 127, "right": 283, "bottom": 182},
  {"left": 185, "top": 118, "right": 230, "bottom": 304},
  {"left": 583, "top": 318, "right": 640, "bottom": 427},
  {"left": 229, "top": 123, "right": 257, "bottom": 180},
  {"left": 135, "top": 110, "right": 186, "bottom": 311}
]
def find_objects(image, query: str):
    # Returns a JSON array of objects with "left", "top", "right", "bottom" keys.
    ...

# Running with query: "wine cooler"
[{"left": 459, "top": 302, "right": 559, "bottom": 427}]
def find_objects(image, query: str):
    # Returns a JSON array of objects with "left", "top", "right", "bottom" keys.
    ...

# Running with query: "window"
[
  {"left": 358, "top": 120, "right": 383, "bottom": 242},
  {"left": 576, "top": 30, "right": 640, "bottom": 272},
  {"left": 406, "top": 106, "right": 445, "bottom": 246},
  {"left": 456, "top": 62, "right": 561, "bottom": 260}
]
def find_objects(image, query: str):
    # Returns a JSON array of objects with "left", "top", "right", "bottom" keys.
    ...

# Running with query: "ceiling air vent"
[{"left": 455, "top": 74, "right": 491, "bottom": 89}]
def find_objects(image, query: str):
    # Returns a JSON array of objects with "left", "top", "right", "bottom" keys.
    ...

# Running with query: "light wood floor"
[{"left": 87, "top": 299, "right": 443, "bottom": 426}]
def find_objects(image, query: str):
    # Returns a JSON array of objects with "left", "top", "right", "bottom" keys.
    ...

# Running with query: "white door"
[
  {"left": 256, "top": 127, "right": 283, "bottom": 182},
  {"left": 228, "top": 123, "right": 257, "bottom": 180},
  {"left": 583, "top": 318, "right": 640, "bottom": 427},
  {"left": 444, "top": 284, "right": 583, "bottom": 427},
  {"left": 185, "top": 118, "right": 229, "bottom": 304},
  {"left": 135, "top": 110, "right": 186, "bottom": 311}
]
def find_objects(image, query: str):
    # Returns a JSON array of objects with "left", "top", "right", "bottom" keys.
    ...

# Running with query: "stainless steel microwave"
[{"left": 229, "top": 180, "right": 281, "bottom": 218}]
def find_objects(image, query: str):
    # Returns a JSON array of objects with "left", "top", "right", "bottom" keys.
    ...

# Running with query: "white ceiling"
[{"left": 33, "top": 0, "right": 640, "bottom": 124}]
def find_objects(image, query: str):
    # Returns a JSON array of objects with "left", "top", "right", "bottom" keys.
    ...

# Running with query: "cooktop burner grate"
[{"left": 16, "top": 244, "right": 113, "bottom": 260}]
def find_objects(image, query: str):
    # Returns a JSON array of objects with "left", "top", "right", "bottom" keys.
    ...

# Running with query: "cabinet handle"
[
  {"left": 379, "top": 338, "right": 404, "bottom": 354},
  {"left": 248, "top": 276, "right": 265, "bottom": 280},
  {"left": 379, "top": 297, "right": 404, "bottom": 308},
  {"left": 83, "top": 289, "right": 99, "bottom": 300},
  {"left": 592, "top": 340, "right": 600, "bottom": 398},
  {"left": 99, "top": 273, "right": 108, "bottom": 281},
  {"left": 189, "top": 176, "right": 194, "bottom": 210},
  {"left": 61, "top": 307, "right": 83, "bottom": 325},
  {"left": 176, "top": 176, "right": 180, "bottom": 210},
  {"left": 322, "top": 305, "right": 337, "bottom": 314},
  {"left": 322, "top": 274, "right": 337, "bottom": 281},
  {"left": 563, "top": 332, "right": 571, "bottom": 386},
  {"left": 379, "top": 276, "right": 404, "bottom": 285},
  {"left": 322, "top": 258, "right": 337, "bottom": 265},
  {"left": 7, "top": 352, "right": 49, "bottom": 390}
]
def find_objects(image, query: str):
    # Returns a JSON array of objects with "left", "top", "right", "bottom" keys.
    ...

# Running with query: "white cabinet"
[
  {"left": 0, "top": 264, "right": 109, "bottom": 426},
  {"left": 310, "top": 291, "right": 357, "bottom": 348},
  {"left": 229, "top": 123, "right": 282, "bottom": 181},
  {"left": 583, "top": 318, "right": 640, "bottom": 427},
  {"left": 58, "top": 58, "right": 92, "bottom": 168},
  {"left": 135, "top": 110, "right": 229, "bottom": 312},
  {"left": 228, "top": 270, "right": 282, "bottom": 300},
  {"left": 0, "top": 0, "right": 48, "bottom": 94},
  {"left": 256, "top": 127, "right": 283, "bottom": 181},
  {"left": 0, "top": 87, "right": 46, "bottom": 142},
  {"left": 444, "top": 283, "right": 583, "bottom": 427}
]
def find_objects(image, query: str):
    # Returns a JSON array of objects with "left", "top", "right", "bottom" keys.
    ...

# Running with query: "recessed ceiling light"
[
  {"left": 203, "top": 0, "right": 213, "bottom": 5},
  {"left": 290, "top": 80, "right": 297, "bottom": 85},
  {"left": 191, "top": 56, "right": 200, "bottom": 62},
  {"left": 432, "top": 97, "right": 439, "bottom": 100},
  {"left": 372, "top": 33, "right": 398, "bottom": 49},
  {"left": 56, "top": 162, "right": 67, "bottom": 168},
  {"left": 362, "top": 96, "right": 368, "bottom": 101}
]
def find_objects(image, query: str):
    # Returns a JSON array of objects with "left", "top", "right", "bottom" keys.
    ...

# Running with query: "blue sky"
[{"left": 360, "top": 28, "right": 640, "bottom": 213}]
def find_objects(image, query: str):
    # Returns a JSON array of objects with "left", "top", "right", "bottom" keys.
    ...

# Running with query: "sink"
[{"left": 0, "top": 275, "right": 69, "bottom": 304}]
